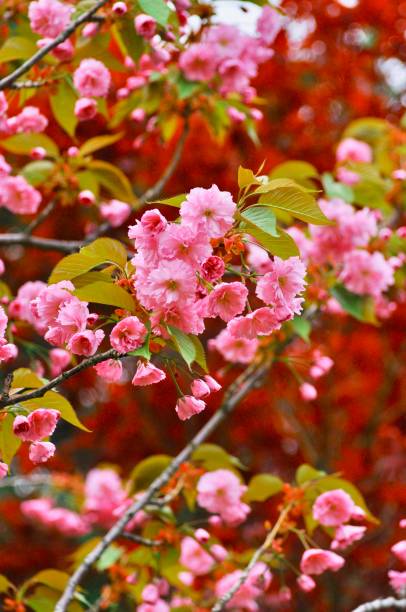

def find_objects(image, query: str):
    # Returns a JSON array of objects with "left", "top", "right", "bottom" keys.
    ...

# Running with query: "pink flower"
[
  {"left": 138, "top": 260, "right": 197, "bottom": 309},
  {"left": 227, "top": 307, "right": 281, "bottom": 339},
  {"left": 204, "top": 282, "right": 248, "bottom": 322},
  {"left": 29, "top": 441, "right": 56, "bottom": 464},
  {"left": 209, "top": 329, "right": 258, "bottom": 364},
  {"left": 84, "top": 468, "right": 128, "bottom": 528},
  {"left": 7, "top": 106, "right": 48, "bottom": 134},
  {"left": 180, "top": 185, "right": 236, "bottom": 239},
  {"left": 74, "top": 97, "right": 98, "bottom": 121},
  {"left": 48, "top": 297, "right": 89, "bottom": 344},
  {"left": 255, "top": 256, "right": 306, "bottom": 318},
  {"left": 14, "top": 409, "right": 60, "bottom": 442},
  {"left": 300, "top": 382, "right": 317, "bottom": 401},
  {"left": 73, "top": 59, "right": 111, "bottom": 98},
  {"left": 132, "top": 361, "right": 166, "bottom": 386},
  {"left": 197, "top": 469, "right": 246, "bottom": 515},
  {"left": 400, "top": 519, "right": 406, "bottom": 529},
  {"left": 142, "top": 584, "right": 159, "bottom": 604},
  {"left": 388, "top": 570, "right": 406, "bottom": 594},
  {"left": 211, "top": 544, "right": 228, "bottom": 561},
  {"left": 0, "top": 176, "right": 41, "bottom": 215},
  {"left": 300, "top": 549, "right": 345, "bottom": 576},
  {"left": 112, "top": 1, "right": 127, "bottom": 15},
  {"left": 9, "top": 281, "right": 46, "bottom": 327},
  {"left": 28, "top": 0, "right": 73, "bottom": 37},
  {"left": 0, "top": 93, "right": 8, "bottom": 117},
  {"left": 0, "top": 154, "right": 11, "bottom": 177},
  {"left": 336, "top": 166, "right": 360, "bottom": 185},
  {"left": 0, "top": 340, "right": 18, "bottom": 363},
  {"left": 201, "top": 256, "right": 225, "bottom": 282},
  {"left": 179, "top": 43, "right": 217, "bottom": 82},
  {"left": 336, "top": 138, "right": 372, "bottom": 164},
  {"left": 392, "top": 541, "right": 406, "bottom": 565},
  {"left": 191, "top": 379, "right": 211, "bottom": 399},
  {"left": 100, "top": 200, "right": 131, "bottom": 227},
  {"left": 49, "top": 348, "right": 71, "bottom": 377},
  {"left": 313, "top": 489, "right": 355, "bottom": 527},
  {"left": 215, "top": 562, "right": 272, "bottom": 611},
  {"left": 67, "top": 329, "right": 105, "bottom": 356},
  {"left": 129, "top": 209, "right": 167, "bottom": 239},
  {"left": 331, "top": 525, "right": 366, "bottom": 550},
  {"left": 94, "top": 359, "right": 123, "bottom": 382},
  {"left": 339, "top": 250, "right": 395, "bottom": 297},
  {"left": 175, "top": 396, "right": 206, "bottom": 421},
  {"left": 0, "top": 305, "right": 8, "bottom": 338},
  {"left": 180, "top": 536, "right": 214, "bottom": 575},
  {"left": 159, "top": 224, "right": 212, "bottom": 267},
  {"left": 195, "top": 528, "right": 210, "bottom": 542},
  {"left": 134, "top": 14, "right": 157, "bottom": 38},
  {"left": 31, "top": 280, "right": 75, "bottom": 329},
  {"left": 257, "top": 5, "right": 284, "bottom": 45},
  {"left": 297, "top": 574, "right": 316, "bottom": 592},
  {"left": 78, "top": 190, "right": 95, "bottom": 206},
  {"left": 204, "top": 375, "right": 221, "bottom": 392},
  {"left": 110, "top": 316, "right": 147, "bottom": 354},
  {"left": 0, "top": 462, "right": 8, "bottom": 479}
]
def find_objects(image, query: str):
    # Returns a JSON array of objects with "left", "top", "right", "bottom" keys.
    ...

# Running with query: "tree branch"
[
  {"left": 212, "top": 503, "right": 292, "bottom": 612},
  {"left": 0, "top": 233, "right": 84, "bottom": 253},
  {"left": 0, "top": 0, "right": 110, "bottom": 91},
  {"left": 0, "top": 348, "right": 121, "bottom": 408},
  {"left": 24, "top": 201, "right": 56, "bottom": 235},
  {"left": 54, "top": 358, "right": 271, "bottom": 612},
  {"left": 352, "top": 597, "right": 406, "bottom": 611},
  {"left": 138, "top": 123, "right": 189, "bottom": 206},
  {"left": 121, "top": 533, "right": 163, "bottom": 547}
]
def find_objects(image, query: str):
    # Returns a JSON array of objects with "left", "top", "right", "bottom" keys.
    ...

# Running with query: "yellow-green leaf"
[
  {"left": 296, "top": 463, "right": 326, "bottom": 485},
  {"left": 130, "top": 455, "right": 172, "bottom": 492},
  {"left": 192, "top": 443, "right": 244, "bottom": 472},
  {"left": 50, "top": 80, "right": 77, "bottom": 137},
  {"left": 238, "top": 166, "right": 260, "bottom": 189},
  {"left": 150, "top": 194, "right": 186, "bottom": 208},
  {"left": 21, "top": 392, "right": 90, "bottom": 432},
  {"left": 0, "top": 574, "right": 13, "bottom": 593},
  {"left": 74, "top": 281, "right": 135, "bottom": 312},
  {"left": 89, "top": 160, "right": 136, "bottom": 204},
  {"left": 190, "top": 336, "right": 208, "bottom": 372},
  {"left": 49, "top": 238, "right": 128, "bottom": 284},
  {"left": 11, "top": 368, "right": 44, "bottom": 390},
  {"left": 138, "top": 0, "right": 170, "bottom": 25},
  {"left": 168, "top": 326, "right": 196, "bottom": 369},
  {"left": 20, "top": 570, "right": 71, "bottom": 595},
  {"left": 270, "top": 160, "right": 319, "bottom": 181},
  {"left": 21, "top": 161, "right": 55, "bottom": 187},
  {"left": 244, "top": 474, "right": 284, "bottom": 502},
  {"left": 259, "top": 186, "right": 332, "bottom": 226},
  {"left": 0, "top": 37, "right": 37, "bottom": 63},
  {"left": 241, "top": 205, "right": 279, "bottom": 237},
  {"left": 244, "top": 226, "right": 299, "bottom": 259},
  {"left": 0, "top": 414, "right": 21, "bottom": 465},
  {"left": 1, "top": 133, "right": 59, "bottom": 157},
  {"left": 79, "top": 132, "right": 124, "bottom": 157}
]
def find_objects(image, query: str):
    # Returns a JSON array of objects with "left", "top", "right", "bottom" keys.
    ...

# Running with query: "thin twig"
[
  {"left": 24, "top": 201, "right": 56, "bottom": 235},
  {"left": 54, "top": 358, "right": 271, "bottom": 612},
  {"left": 8, "top": 79, "right": 61, "bottom": 90},
  {"left": 212, "top": 503, "right": 292, "bottom": 612},
  {"left": 0, "top": 0, "right": 110, "bottom": 91},
  {"left": 0, "top": 233, "right": 84, "bottom": 253},
  {"left": 0, "top": 372, "right": 13, "bottom": 401},
  {"left": 0, "top": 349, "right": 121, "bottom": 408},
  {"left": 352, "top": 597, "right": 406, "bottom": 611},
  {"left": 139, "top": 123, "right": 189, "bottom": 206},
  {"left": 121, "top": 533, "right": 163, "bottom": 547}
]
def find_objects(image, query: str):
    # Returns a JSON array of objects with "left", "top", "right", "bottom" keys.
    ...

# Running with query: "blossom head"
[
  {"left": 29, "top": 0, "right": 73, "bottom": 38},
  {"left": 300, "top": 549, "right": 345, "bottom": 575},
  {"left": 313, "top": 489, "right": 355, "bottom": 527},
  {"left": 180, "top": 185, "right": 236, "bottom": 239},
  {"left": 132, "top": 361, "right": 166, "bottom": 386},
  {"left": 110, "top": 316, "right": 147, "bottom": 354},
  {"left": 73, "top": 59, "right": 111, "bottom": 98},
  {"left": 175, "top": 396, "right": 206, "bottom": 421}
]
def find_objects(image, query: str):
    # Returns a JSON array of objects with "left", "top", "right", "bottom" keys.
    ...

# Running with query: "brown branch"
[
  {"left": 0, "top": 0, "right": 110, "bottom": 91},
  {"left": 54, "top": 358, "right": 271, "bottom": 612},
  {"left": 24, "top": 201, "right": 56, "bottom": 235},
  {"left": 0, "top": 349, "right": 121, "bottom": 408},
  {"left": 121, "top": 533, "right": 163, "bottom": 547},
  {"left": 0, "top": 233, "right": 83, "bottom": 253}
]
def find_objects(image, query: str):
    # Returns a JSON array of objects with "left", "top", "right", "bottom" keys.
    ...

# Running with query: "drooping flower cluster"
[
  {"left": 13, "top": 408, "right": 60, "bottom": 464},
  {"left": 0, "top": 150, "right": 42, "bottom": 215}
]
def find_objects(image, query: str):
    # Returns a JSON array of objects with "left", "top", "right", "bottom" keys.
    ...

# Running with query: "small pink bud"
[
  {"left": 124, "top": 55, "right": 135, "bottom": 68},
  {"left": 30, "top": 146, "right": 47, "bottom": 160},
  {"left": 126, "top": 76, "right": 146, "bottom": 91},
  {"left": 82, "top": 22, "right": 98, "bottom": 37},
  {"left": 0, "top": 462, "right": 8, "bottom": 479},
  {"left": 0, "top": 258, "right": 5, "bottom": 276},
  {"left": 300, "top": 382, "right": 318, "bottom": 401},
  {"left": 67, "top": 146, "right": 79, "bottom": 157},
  {"left": 210, "top": 544, "right": 228, "bottom": 561},
  {"left": 227, "top": 107, "right": 245, "bottom": 123},
  {"left": 130, "top": 108, "right": 146, "bottom": 122},
  {"left": 250, "top": 108, "right": 263, "bottom": 121},
  {"left": 116, "top": 87, "right": 130, "bottom": 100},
  {"left": 194, "top": 528, "right": 210, "bottom": 542},
  {"left": 134, "top": 13, "right": 157, "bottom": 38},
  {"left": 112, "top": 1, "right": 127, "bottom": 15},
  {"left": 397, "top": 226, "right": 406, "bottom": 239},
  {"left": 74, "top": 97, "right": 97, "bottom": 121},
  {"left": 379, "top": 228, "right": 392, "bottom": 241},
  {"left": 78, "top": 190, "right": 96, "bottom": 206}
]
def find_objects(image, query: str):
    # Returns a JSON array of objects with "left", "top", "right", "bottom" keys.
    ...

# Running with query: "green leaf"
[
  {"left": 74, "top": 281, "right": 135, "bottom": 313},
  {"left": 130, "top": 455, "right": 172, "bottom": 492},
  {"left": 138, "top": 0, "right": 171, "bottom": 25},
  {"left": 49, "top": 238, "right": 128, "bottom": 284},
  {"left": 322, "top": 173, "right": 354, "bottom": 203},
  {"left": 96, "top": 545, "right": 124, "bottom": 571},
  {"left": 330, "top": 284, "right": 377, "bottom": 324},
  {"left": 128, "top": 336, "right": 151, "bottom": 360},
  {"left": 20, "top": 570, "right": 71, "bottom": 594},
  {"left": 241, "top": 205, "right": 279, "bottom": 237},
  {"left": 150, "top": 193, "right": 186, "bottom": 208},
  {"left": 244, "top": 226, "right": 300, "bottom": 259},
  {"left": 89, "top": 160, "right": 136, "bottom": 204},
  {"left": 190, "top": 336, "right": 208, "bottom": 372},
  {"left": 244, "top": 474, "right": 284, "bottom": 502},
  {"left": 76, "top": 171, "right": 100, "bottom": 197},
  {"left": 50, "top": 80, "right": 78, "bottom": 138},
  {"left": 0, "top": 575, "right": 13, "bottom": 593},
  {"left": 114, "top": 20, "right": 144, "bottom": 62},
  {"left": 0, "top": 414, "right": 21, "bottom": 465},
  {"left": 270, "top": 160, "right": 319, "bottom": 181},
  {"left": 167, "top": 326, "right": 196, "bottom": 369},
  {"left": 11, "top": 368, "right": 44, "bottom": 390},
  {"left": 192, "top": 443, "right": 245, "bottom": 471},
  {"left": 259, "top": 186, "right": 332, "bottom": 225},
  {"left": 291, "top": 316, "right": 311, "bottom": 343},
  {"left": 1, "top": 133, "right": 59, "bottom": 157},
  {"left": 296, "top": 463, "right": 326, "bottom": 485},
  {"left": 21, "top": 391, "right": 91, "bottom": 432},
  {"left": 79, "top": 132, "right": 124, "bottom": 157},
  {"left": 176, "top": 76, "right": 201, "bottom": 100},
  {"left": 0, "top": 37, "right": 37, "bottom": 63},
  {"left": 238, "top": 166, "right": 260, "bottom": 189},
  {"left": 21, "top": 161, "right": 55, "bottom": 187}
]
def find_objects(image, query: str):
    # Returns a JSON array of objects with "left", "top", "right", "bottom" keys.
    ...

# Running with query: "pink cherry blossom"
[
  {"left": 28, "top": 0, "right": 73, "bottom": 37},
  {"left": 67, "top": 329, "right": 105, "bottom": 356},
  {"left": 209, "top": 328, "right": 258, "bottom": 363},
  {"left": 0, "top": 176, "right": 41, "bottom": 215},
  {"left": 191, "top": 379, "right": 211, "bottom": 399},
  {"left": 297, "top": 574, "right": 316, "bottom": 592},
  {"left": 180, "top": 185, "right": 236, "bottom": 239},
  {"left": 142, "top": 584, "right": 159, "bottom": 604},
  {"left": 138, "top": 259, "right": 197, "bottom": 309},
  {"left": 9, "top": 281, "right": 47, "bottom": 327},
  {"left": 300, "top": 549, "right": 345, "bottom": 575},
  {"left": 0, "top": 154, "right": 11, "bottom": 177},
  {"left": 100, "top": 200, "right": 131, "bottom": 227},
  {"left": 331, "top": 525, "right": 366, "bottom": 550},
  {"left": 7, "top": 106, "right": 48, "bottom": 134},
  {"left": 29, "top": 441, "right": 56, "bottom": 464},
  {"left": 336, "top": 138, "right": 372, "bottom": 163},
  {"left": 0, "top": 462, "right": 8, "bottom": 479},
  {"left": 313, "top": 489, "right": 355, "bottom": 526},
  {"left": 74, "top": 97, "right": 98, "bottom": 121},
  {"left": 179, "top": 44, "right": 217, "bottom": 82},
  {"left": 0, "top": 340, "right": 18, "bottom": 363},
  {"left": 201, "top": 256, "right": 225, "bottom": 282},
  {"left": 195, "top": 528, "right": 210, "bottom": 542},
  {"left": 110, "top": 316, "right": 147, "bottom": 353},
  {"left": 197, "top": 469, "right": 246, "bottom": 515},
  {"left": 300, "top": 382, "right": 318, "bottom": 401},
  {"left": 257, "top": 5, "right": 284, "bottom": 45},
  {"left": 132, "top": 362, "right": 166, "bottom": 386},
  {"left": 204, "top": 375, "right": 221, "bottom": 392},
  {"left": 49, "top": 348, "right": 71, "bottom": 377},
  {"left": 73, "top": 59, "right": 111, "bottom": 98},
  {"left": 211, "top": 544, "right": 228, "bottom": 561},
  {"left": 388, "top": 570, "right": 406, "bottom": 594},
  {"left": 180, "top": 536, "right": 215, "bottom": 575},
  {"left": 392, "top": 541, "right": 406, "bottom": 565},
  {"left": 14, "top": 409, "right": 60, "bottom": 442},
  {"left": 94, "top": 359, "right": 123, "bottom": 382},
  {"left": 203, "top": 282, "right": 248, "bottom": 322},
  {"left": 175, "top": 396, "right": 206, "bottom": 421},
  {"left": 159, "top": 224, "right": 212, "bottom": 267},
  {"left": 227, "top": 307, "right": 281, "bottom": 339},
  {"left": 134, "top": 14, "right": 157, "bottom": 38},
  {"left": 255, "top": 256, "right": 306, "bottom": 318},
  {"left": 31, "top": 280, "right": 75, "bottom": 330},
  {"left": 84, "top": 468, "right": 128, "bottom": 528},
  {"left": 215, "top": 562, "right": 272, "bottom": 611},
  {"left": 339, "top": 250, "right": 395, "bottom": 297}
]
